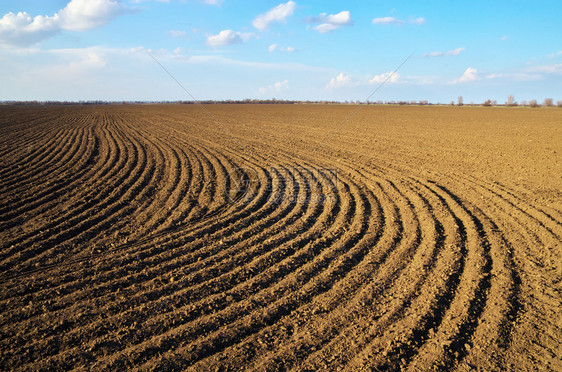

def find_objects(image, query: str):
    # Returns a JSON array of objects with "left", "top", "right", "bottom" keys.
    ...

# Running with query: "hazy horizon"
[{"left": 1, "top": 0, "right": 560, "bottom": 103}]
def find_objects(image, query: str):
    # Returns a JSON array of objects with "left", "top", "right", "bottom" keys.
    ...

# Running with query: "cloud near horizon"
[
  {"left": 451, "top": 67, "right": 478, "bottom": 83},
  {"left": 0, "top": 0, "right": 133, "bottom": 46},
  {"left": 259, "top": 79, "right": 289, "bottom": 94},
  {"left": 327, "top": 70, "right": 400, "bottom": 90}
]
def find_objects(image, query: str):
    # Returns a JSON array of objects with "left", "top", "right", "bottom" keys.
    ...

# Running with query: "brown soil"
[{"left": 1, "top": 104, "right": 561, "bottom": 371}]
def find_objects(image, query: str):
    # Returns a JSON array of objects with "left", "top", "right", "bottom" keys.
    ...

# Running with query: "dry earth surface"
[{"left": 0, "top": 104, "right": 561, "bottom": 371}]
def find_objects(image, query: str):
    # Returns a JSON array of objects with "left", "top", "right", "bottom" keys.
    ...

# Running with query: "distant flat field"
[{"left": 1, "top": 104, "right": 561, "bottom": 370}]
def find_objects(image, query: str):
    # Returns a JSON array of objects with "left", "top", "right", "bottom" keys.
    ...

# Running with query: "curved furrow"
[
  {"left": 219, "top": 170, "right": 408, "bottom": 370},
  {"left": 268, "top": 173, "right": 436, "bottom": 371},
  {"left": 1, "top": 105, "right": 560, "bottom": 371},
  {"left": 0, "top": 125, "right": 98, "bottom": 228},
  {"left": 81, "top": 113, "right": 173, "bottom": 243},
  {"left": 0, "top": 124, "right": 77, "bottom": 195},
  {"left": 0, "top": 113, "right": 77, "bottom": 179},
  {"left": 0, "top": 153, "right": 278, "bottom": 326},
  {"left": 0, "top": 113, "right": 121, "bottom": 264},
  {"left": 0, "top": 113, "right": 149, "bottom": 273},
  {"left": 265, "top": 165, "right": 451, "bottom": 371},
  {"left": 0, "top": 159, "right": 286, "bottom": 317},
  {"left": 0, "top": 160, "right": 293, "bottom": 368},
  {"left": 0, "top": 111, "right": 92, "bottom": 184},
  {"left": 6, "top": 160, "right": 326, "bottom": 370},
  {"left": 0, "top": 143, "right": 263, "bottom": 286},
  {"left": 445, "top": 174, "right": 560, "bottom": 370},
  {"left": 329, "top": 177, "right": 461, "bottom": 370},
  {"left": 127, "top": 170, "right": 371, "bottom": 370},
  {"left": 391, "top": 180, "right": 495, "bottom": 370}
]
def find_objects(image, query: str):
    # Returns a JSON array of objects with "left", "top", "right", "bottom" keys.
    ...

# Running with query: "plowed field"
[{"left": 1, "top": 104, "right": 561, "bottom": 371}]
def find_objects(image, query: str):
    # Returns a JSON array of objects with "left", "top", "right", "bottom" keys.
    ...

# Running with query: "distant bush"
[
  {"left": 482, "top": 99, "right": 492, "bottom": 107},
  {"left": 544, "top": 98, "right": 553, "bottom": 107},
  {"left": 529, "top": 99, "right": 539, "bottom": 107}
]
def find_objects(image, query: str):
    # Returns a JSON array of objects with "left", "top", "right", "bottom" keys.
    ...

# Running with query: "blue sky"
[{"left": 0, "top": 0, "right": 560, "bottom": 103}]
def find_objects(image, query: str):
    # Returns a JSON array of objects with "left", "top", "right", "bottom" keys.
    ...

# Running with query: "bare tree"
[
  {"left": 557, "top": 100, "right": 562, "bottom": 107},
  {"left": 544, "top": 98, "right": 553, "bottom": 107},
  {"left": 529, "top": 99, "right": 539, "bottom": 107},
  {"left": 457, "top": 96, "right": 463, "bottom": 106},
  {"left": 507, "top": 95, "right": 515, "bottom": 106}
]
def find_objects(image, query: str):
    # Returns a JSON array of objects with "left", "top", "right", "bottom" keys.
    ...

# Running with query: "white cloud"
[
  {"left": 326, "top": 72, "right": 356, "bottom": 89},
  {"left": 268, "top": 43, "right": 295, "bottom": 52},
  {"left": 0, "top": 0, "right": 132, "bottom": 46},
  {"left": 451, "top": 67, "right": 478, "bottom": 83},
  {"left": 372, "top": 16, "right": 425, "bottom": 25},
  {"left": 422, "top": 47, "right": 465, "bottom": 57},
  {"left": 369, "top": 71, "right": 400, "bottom": 84},
  {"left": 252, "top": 1, "right": 296, "bottom": 31},
  {"left": 372, "top": 17, "right": 403, "bottom": 25},
  {"left": 0, "top": 12, "right": 60, "bottom": 45},
  {"left": 58, "top": 0, "right": 131, "bottom": 31},
  {"left": 259, "top": 79, "right": 289, "bottom": 94},
  {"left": 206, "top": 29, "right": 253, "bottom": 47},
  {"left": 309, "top": 11, "right": 353, "bottom": 33},
  {"left": 314, "top": 23, "right": 339, "bottom": 33},
  {"left": 168, "top": 30, "right": 186, "bottom": 37},
  {"left": 501, "top": 35, "right": 508, "bottom": 41},
  {"left": 327, "top": 70, "right": 403, "bottom": 90}
]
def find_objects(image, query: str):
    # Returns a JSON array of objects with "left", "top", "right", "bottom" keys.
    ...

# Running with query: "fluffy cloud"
[
  {"left": 451, "top": 67, "right": 478, "bottom": 83},
  {"left": 369, "top": 72, "right": 400, "bottom": 84},
  {"left": 0, "top": 0, "right": 132, "bottom": 46},
  {"left": 421, "top": 47, "right": 465, "bottom": 57},
  {"left": 327, "top": 70, "right": 402, "bottom": 90},
  {"left": 308, "top": 11, "right": 352, "bottom": 33},
  {"left": 268, "top": 43, "right": 295, "bottom": 52},
  {"left": 326, "top": 72, "right": 356, "bottom": 89},
  {"left": 206, "top": 29, "right": 253, "bottom": 47},
  {"left": 259, "top": 79, "right": 289, "bottom": 94},
  {"left": 58, "top": 0, "right": 131, "bottom": 31},
  {"left": 253, "top": 1, "right": 296, "bottom": 31}
]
